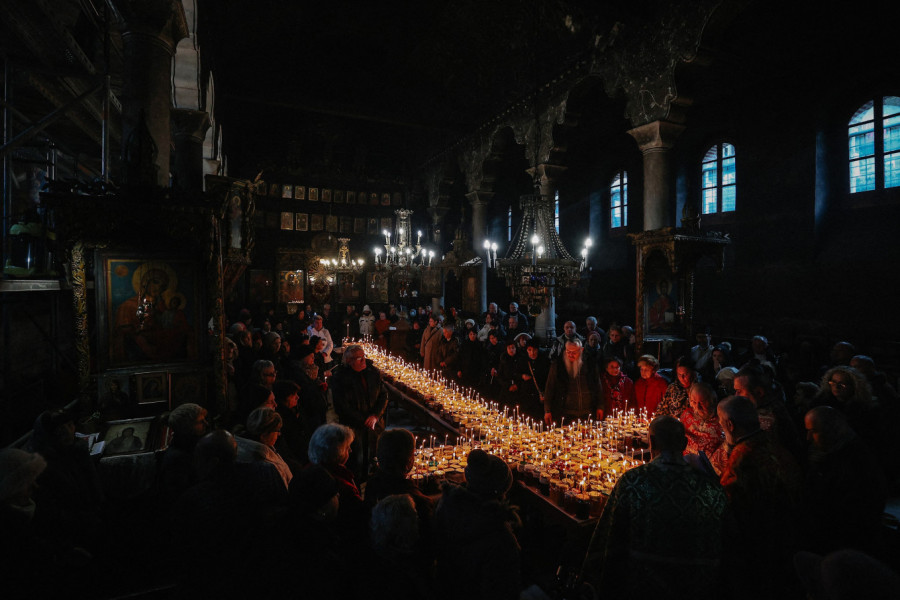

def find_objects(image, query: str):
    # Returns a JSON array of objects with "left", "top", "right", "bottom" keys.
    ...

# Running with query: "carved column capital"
[
  {"left": 627, "top": 120, "right": 686, "bottom": 153},
  {"left": 171, "top": 108, "right": 211, "bottom": 144},
  {"left": 111, "top": 0, "right": 189, "bottom": 52}
]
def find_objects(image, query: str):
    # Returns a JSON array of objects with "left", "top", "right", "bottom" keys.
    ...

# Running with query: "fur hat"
[
  {"left": 465, "top": 449, "right": 513, "bottom": 499},
  {"left": 0, "top": 448, "right": 47, "bottom": 503},
  {"left": 289, "top": 464, "right": 339, "bottom": 514},
  {"left": 246, "top": 407, "right": 282, "bottom": 437}
]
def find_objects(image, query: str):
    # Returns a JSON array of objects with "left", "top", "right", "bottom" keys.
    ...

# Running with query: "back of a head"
[
  {"left": 246, "top": 407, "right": 282, "bottom": 438},
  {"left": 194, "top": 430, "right": 237, "bottom": 480},
  {"left": 169, "top": 403, "right": 205, "bottom": 437},
  {"left": 737, "top": 363, "right": 770, "bottom": 391},
  {"left": 370, "top": 494, "right": 419, "bottom": 557},
  {"left": 649, "top": 415, "right": 687, "bottom": 455},
  {"left": 273, "top": 380, "right": 300, "bottom": 407},
  {"left": 719, "top": 395, "right": 760, "bottom": 433},
  {"left": 464, "top": 449, "right": 513, "bottom": 500},
  {"left": 307, "top": 423, "right": 354, "bottom": 466},
  {"left": 376, "top": 429, "right": 415, "bottom": 476}
]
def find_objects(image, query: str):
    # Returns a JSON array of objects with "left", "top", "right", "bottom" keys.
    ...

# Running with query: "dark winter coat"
[{"left": 434, "top": 483, "right": 521, "bottom": 600}]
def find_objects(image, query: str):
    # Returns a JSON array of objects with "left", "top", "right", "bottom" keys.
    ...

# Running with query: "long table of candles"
[{"left": 362, "top": 342, "right": 652, "bottom": 521}]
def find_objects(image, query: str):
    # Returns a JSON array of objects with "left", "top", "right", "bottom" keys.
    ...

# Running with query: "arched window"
[
  {"left": 610, "top": 171, "right": 628, "bottom": 228},
  {"left": 554, "top": 191, "right": 560, "bottom": 233},
  {"left": 701, "top": 143, "right": 736, "bottom": 214},
  {"left": 507, "top": 205, "right": 513, "bottom": 241},
  {"left": 849, "top": 96, "right": 900, "bottom": 193}
]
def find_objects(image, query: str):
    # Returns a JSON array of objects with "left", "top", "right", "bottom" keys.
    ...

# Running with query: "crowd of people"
[{"left": 2, "top": 299, "right": 899, "bottom": 599}]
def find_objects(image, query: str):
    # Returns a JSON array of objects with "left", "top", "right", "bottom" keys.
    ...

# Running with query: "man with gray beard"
[{"left": 543, "top": 340, "right": 603, "bottom": 425}]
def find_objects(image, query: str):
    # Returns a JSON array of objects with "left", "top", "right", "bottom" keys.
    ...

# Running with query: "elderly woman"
[
  {"left": 655, "top": 356, "right": 698, "bottom": 417},
  {"left": 634, "top": 354, "right": 667, "bottom": 415},
  {"left": 680, "top": 383, "right": 726, "bottom": 475},
  {"left": 308, "top": 423, "right": 364, "bottom": 532},
  {"left": 308, "top": 423, "right": 360, "bottom": 500},
  {"left": 236, "top": 407, "right": 292, "bottom": 489}
]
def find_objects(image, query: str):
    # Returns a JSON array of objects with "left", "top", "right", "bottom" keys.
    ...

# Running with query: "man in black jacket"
[{"left": 330, "top": 344, "right": 388, "bottom": 481}]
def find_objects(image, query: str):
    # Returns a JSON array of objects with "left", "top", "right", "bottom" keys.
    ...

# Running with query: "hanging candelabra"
[
  {"left": 493, "top": 179, "right": 582, "bottom": 308},
  {"left": 373, "top": 209, "right": 434, "bottom": 270}
]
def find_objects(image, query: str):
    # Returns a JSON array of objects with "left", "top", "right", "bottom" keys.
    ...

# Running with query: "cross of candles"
[{"left": 355, "top": 341, "right": 651, "bottom": 516}]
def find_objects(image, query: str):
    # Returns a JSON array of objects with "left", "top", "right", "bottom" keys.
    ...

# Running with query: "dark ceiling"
[{"left": 199, "top": 0, "right": 640, "bottom": 178}]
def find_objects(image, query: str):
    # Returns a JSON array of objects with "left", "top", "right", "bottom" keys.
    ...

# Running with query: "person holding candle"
[{"left": 585, "top": 415, "right": 728, "bottom": 597}]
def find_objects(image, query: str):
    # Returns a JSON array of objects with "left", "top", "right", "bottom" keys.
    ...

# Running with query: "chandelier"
[
  {"left": 309, "top": 237, "right": 364, "bottom": 288},
  {"left": 373, "top": 209, "right": 435, "bottom": 269},
  {"left": 491, "top": 180, "right": 586, "bottom": 309}
]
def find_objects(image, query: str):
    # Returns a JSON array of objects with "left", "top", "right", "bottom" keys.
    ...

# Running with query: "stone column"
[
  {"left": 527, "top": 164, "right": 567, "bottom": 342},
  {"left": 171, "top": 109, "right": 210, "bottom": 192},
  {"left": 113, "top": 0, "right": 188, "bottom": 187},
  {"left": 627, "top": 120, "right": 685, "bottom": 231},
  {"left": 466, "top": 191, "right": 493, "bottom": 314}
]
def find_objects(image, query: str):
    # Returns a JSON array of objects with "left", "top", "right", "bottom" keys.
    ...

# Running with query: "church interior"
[{"left": 1, "top": 1, "right": 899, "bottom": 598}]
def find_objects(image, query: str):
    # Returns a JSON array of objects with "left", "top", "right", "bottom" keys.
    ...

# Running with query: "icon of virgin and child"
[{"left": 111, "top": 261, "right": 196, "bottom": 364}]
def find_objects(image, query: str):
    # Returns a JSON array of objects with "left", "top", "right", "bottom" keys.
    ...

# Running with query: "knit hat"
[
  {"left": 0, "top": 448, "right": 47, "bottom": 503},
  {"left": 289, "top": 464, "right": 339, "bottom": 514},
  {"left": 465, "top": 318, "right": 475, "bottom": 328},
  {"left": 464, "top": 449, "right": 513, "bottom": 499},
  {"left": 246, "top": 407, "right": 282, "bottom": 437},
  {"left": 362, "top": 305, "right": 372, "bottom": 314}
]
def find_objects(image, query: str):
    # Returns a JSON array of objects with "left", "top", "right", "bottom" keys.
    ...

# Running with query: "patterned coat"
[
  {"left": 655, "top": 381, "right": 690, "bottom": 417},
  {"left": 587, "top": 454, "right": 728, "bottom": 597}
]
